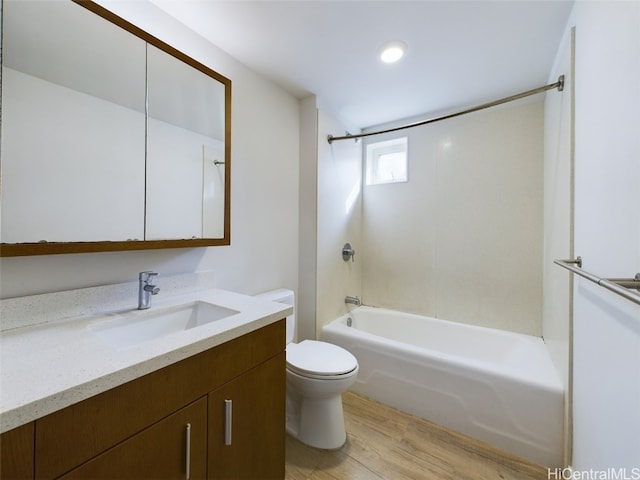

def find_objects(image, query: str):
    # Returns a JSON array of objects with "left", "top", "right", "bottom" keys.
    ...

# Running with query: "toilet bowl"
[
  {"left": 286, "top": 339, "right": 358, "bottom": 449},
  {"left": 256, "top": 289, "right": 359, "bottom": 449}
]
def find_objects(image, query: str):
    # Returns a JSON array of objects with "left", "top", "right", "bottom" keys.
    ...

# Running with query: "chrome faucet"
[
  {"left": 138, "top": 271, "right": 160, "bottom": 310},
  {"left": 345, "top": 295, "right": 361, "bottom": 306}
]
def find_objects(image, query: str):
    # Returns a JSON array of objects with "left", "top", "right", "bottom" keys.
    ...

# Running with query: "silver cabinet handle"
[
  {"left": 185, "top": 423, "right": 191, "bottom": 479},
  {"left": 224, "top": 399, "right": 233, "bottom": 445}
]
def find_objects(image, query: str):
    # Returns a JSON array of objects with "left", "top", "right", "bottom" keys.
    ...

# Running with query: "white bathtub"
[{"left": 322, "top": 306, "right": 563, "bottom": 467}]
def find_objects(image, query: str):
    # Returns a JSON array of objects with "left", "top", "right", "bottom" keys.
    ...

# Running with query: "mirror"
[
  {"left": 146, "top": 44, "right": 227, "bottom": 240},
  {"left": 0, "top": 0, "right": 231, "bottom": 256}
]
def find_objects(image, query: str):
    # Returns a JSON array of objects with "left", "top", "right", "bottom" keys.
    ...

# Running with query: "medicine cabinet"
[{"left": 0, "top": 0, "right": 231, "bottom": 256}]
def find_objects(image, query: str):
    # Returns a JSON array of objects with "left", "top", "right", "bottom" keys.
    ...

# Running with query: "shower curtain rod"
[{"left": 327, "top": 75, "right": 565, "bottom": 144}]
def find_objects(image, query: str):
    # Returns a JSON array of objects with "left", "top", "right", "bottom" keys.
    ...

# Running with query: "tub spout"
[{"left": 345, "top": 295, "right": 361, "bottom": 306}]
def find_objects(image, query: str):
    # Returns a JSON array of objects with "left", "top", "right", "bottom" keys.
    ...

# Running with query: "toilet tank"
[{"left": 255, "top": 289, "right": 295, "bottom": 343}]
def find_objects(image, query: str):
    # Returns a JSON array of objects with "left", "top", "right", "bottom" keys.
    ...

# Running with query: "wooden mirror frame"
[{"left": 0, "top": 0, "right": 231, "bottom": 257}]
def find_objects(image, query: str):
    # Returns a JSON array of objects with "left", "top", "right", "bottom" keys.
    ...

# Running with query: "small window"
[{"left": 365, "top": 137, "right": 408, "bottom": 185}]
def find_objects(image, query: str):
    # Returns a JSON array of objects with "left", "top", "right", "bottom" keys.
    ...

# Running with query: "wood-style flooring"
[{"left": 285, "top": 392, "right": 548, "bottom": 480}]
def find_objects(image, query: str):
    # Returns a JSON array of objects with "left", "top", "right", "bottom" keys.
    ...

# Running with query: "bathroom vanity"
[{"left": 0, "top": 285, "right": 290, "bottom": 479}]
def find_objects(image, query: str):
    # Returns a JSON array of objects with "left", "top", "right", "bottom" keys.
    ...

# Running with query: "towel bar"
[{"left": 554, "top": 257, "right": 640, "bottom": 306}]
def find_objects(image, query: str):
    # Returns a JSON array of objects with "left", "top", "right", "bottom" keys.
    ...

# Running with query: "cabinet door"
[
  {"left": 60, "top": 398, "right": 207, "bottom": 480},
  {"left": 0, "top": 422, "right": 34, "bottom": 480},
  {"left": 208, "top": 352, "right": 285, "bottom": 479}
]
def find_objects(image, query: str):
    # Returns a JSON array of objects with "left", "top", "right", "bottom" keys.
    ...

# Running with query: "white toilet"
[{"left": 256, "top": 289, "right": 358, "bottom": 449}]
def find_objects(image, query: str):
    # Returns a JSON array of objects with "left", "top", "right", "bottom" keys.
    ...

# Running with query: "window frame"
[{"left": 365, "top": 136, "right": 408, "bottom": 186}]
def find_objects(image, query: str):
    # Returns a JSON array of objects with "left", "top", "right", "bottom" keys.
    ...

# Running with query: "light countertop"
[{"left": 0, "top": 288, "right": 292, "bottom": 433}]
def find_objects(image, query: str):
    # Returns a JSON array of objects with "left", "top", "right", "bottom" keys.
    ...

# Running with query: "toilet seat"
[{"left": 286, "top": 340, "right": 358, "bottom": 378}]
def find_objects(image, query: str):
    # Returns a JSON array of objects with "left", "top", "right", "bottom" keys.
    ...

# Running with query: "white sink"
[{"left": 90, "top": 301, "right": 240, "bottom": 349}]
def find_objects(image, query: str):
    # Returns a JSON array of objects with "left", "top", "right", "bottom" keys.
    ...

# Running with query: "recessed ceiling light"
[{"left": 380, "top": 40, "right": 407, "bottom": 64}]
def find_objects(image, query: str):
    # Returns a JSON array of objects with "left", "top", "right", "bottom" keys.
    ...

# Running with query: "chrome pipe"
[{"left": 328, "top": 76, "right": 565, "bottom": 144}]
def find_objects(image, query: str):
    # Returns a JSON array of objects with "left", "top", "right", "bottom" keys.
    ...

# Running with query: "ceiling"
[{"left": 150, "top": 0, "right": 574, "bottom": 129}]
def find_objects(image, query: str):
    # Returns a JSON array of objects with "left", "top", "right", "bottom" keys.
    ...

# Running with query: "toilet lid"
[{"left": 286, "top": 340, "right": 358, "bottom": 376}]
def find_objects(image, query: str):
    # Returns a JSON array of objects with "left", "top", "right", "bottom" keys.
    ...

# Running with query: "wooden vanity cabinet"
[{"left": 27, "top": 320, "right": 285, "bottom": 480}]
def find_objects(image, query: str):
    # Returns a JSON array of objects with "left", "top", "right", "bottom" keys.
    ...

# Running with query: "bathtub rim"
[{"left": 323, "top": 306, "right": 563, "bottom": 394}]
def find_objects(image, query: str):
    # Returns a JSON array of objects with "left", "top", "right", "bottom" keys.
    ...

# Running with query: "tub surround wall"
[
  {"left": 0, "top": 0, "right": 299, "bottom": 300},
  {"left": 542, "top": 25, "right": 574, "bottom": 466},
  {"left": 361, "top": 102, "right": 544, "bottom": 336},
  {"left": 315, "top": 108, "right": 362, "bottom": 338},
  {"left": 298, "top": 95, "right": 363, "bottom": 340}
]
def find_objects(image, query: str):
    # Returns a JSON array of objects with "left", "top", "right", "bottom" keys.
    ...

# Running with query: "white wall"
[
  {"left": 0, "top": 1, "right": 300, "bottom": 300},
  {"left": 361, "top": 102, "right": 544, "bottom": 336},
  {"left": 568, "top": 0, "right": 640, "bottom": 470}
]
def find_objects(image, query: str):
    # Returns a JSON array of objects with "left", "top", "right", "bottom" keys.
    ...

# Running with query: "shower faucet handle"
[{"left": 342, "top": 243, "right": 356, "bottom": 262}]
